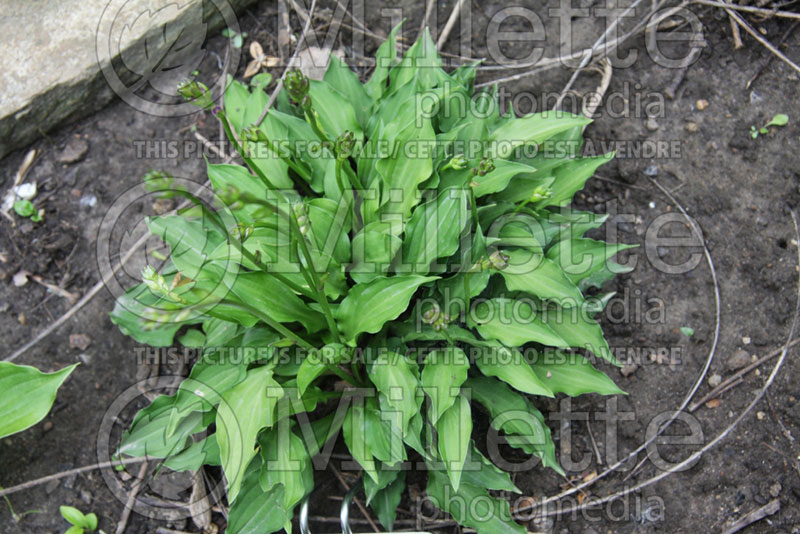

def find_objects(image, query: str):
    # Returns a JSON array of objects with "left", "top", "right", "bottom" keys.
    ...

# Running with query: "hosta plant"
[{"left": 112, "top": 27, "right": 631, "bottom": 534}]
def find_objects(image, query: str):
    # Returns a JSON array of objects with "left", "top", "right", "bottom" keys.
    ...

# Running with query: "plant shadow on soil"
[{"left": 0, "top": 1, "right": 799, "bottom": 533}]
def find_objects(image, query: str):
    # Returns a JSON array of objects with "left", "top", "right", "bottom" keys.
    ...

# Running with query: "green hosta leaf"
[
  {"left": 365, "top": 22, "right": 402, "bottom": 99},
  {"left": 119, "top": 395, "right": 208, "bottom": 459},
  {"left": 375, "top": 115, "right": 435, "bottom": 218},
  {"left": 227, "top": 458, "right": 288, "bottom": 534},
  {"left": 389, "top": 28, "right": 443, "bottom": 93},
  {"left": 471, "top": 159, "right": 537, "bottom": 197},
  {"left": 488, "top": 112, "right": 591, "bottom": 159},
  {"left": 308, "top": 80, "right": 363, "bottom": 140},
  {"left": 365, "top": 396, "right": 406, "bottom": 465},
  {"left": 306, "top": 197, "right": 351, "bottom": 266},
  {"left": 164, "top": 435, "right": 221, "bottom": 471},
  {"left": 349, "top": 221, "right": 403, "bottom": 283},
  {"left": 324, "top": 56, "right": 370, "bottom": 127},
  {"left": 147, "top": 215, "right": 227, "bottom": 281},
  {"left": 467, "top": 376, "right": 562, "bottom": 474},
  {"left": 168, "top": 353, "right": 247, "bottom": 434},
  {"left": 224, "top": 79, "right": 250, "bottom": 128},
  {"left": 336, "top": 275, "right": 438, "bottom": 344},
  {"left": 427, "top": 465, "right": 525, "bottom": 534},
  {"left": 368, "top": 469, "right": 406, "bottom": 531},
  {"left": 531, "top": 353, "right": 624, "bottom": 396},
  {"left": 370, "top": 351, "right": 420, "bottom": 436},
  {"left": 297, "top": 343, "right": 346, "bottom": 394},
  {"left": 216, "top": 366, "right": 283, "bottom": 502},
  {"left": 436, "top": 393, "right": 472, "bottom": 491},
  {"left": 471, "top": 341, "right": 553, "bottom": 398},
  {"left": 343, "top": 397, "right": 379, "bottom": 482},
  {"left": 110, "top": 284, "right": 192, "bottom": 346},
  {"left": 538, "top": 153, "right": 614, "bottom": 208},
  {"left": 0, "top": 362, "right": 77, "bottom": 439},
  {"left": 500, "top": 249, "right": 585, "bottom": 305},
  {"left": 400, "top": 187, "right": 468, "bottom": 273},
  {"left": 468, "top": 298, "right": 567, "bottom": 348},
  {"left": 207, "top": 162, "right": 269, "bottom": 202},
  {"left": 225, "top": 272, "right": 326, "bottom": 333},
  {"left": 259, "top": 427, "right": 314, "bottom": 511},
  {"left": 421, "top": 347, "right": 469, "bottom": 423},
  {"left": 539, "top": 306, "right": 619, "bottom": 365},
  {"left": 463, "top": 442, "right": 521, "bottom": 492},
  {"left": 546, "top": 238, "right": 635, "bottom": 285}
]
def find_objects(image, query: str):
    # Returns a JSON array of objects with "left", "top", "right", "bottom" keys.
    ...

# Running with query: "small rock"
[
  {"left": 685, "top": 122, "right": 698, "bottom": 133},
  {"left": 705, "top": 398, "right": 721, "bottom": 409},
  {"left": 621, "top": 362, "right": 639, "bottom": 377},
  {"left": 756, "top": 411, "right": 766, "bottom": 420},
  {"left": 645, "top": 117, "right": 660, "bottom": 131},
  {"left": 152, "top": 197, "right": 174, "bottom": 215},
  {"left": 57, "top": 137, "right": 89, "bottom": 164},
  {"left": 45, "top": 479, "right": 60, "bottom": 494},
  {"left": 769, "top": 483, "right": 781, "bottom": 498},
  {"left": 79, "top": 195, "right": 97, "bottom": 208},
  {"left": 742, "top": 336, "right": 751, "bottom": 345},
  {"left": 708, "top": 373, "right": 722, "bottom": 388},
  {"left": 728, "top": 349, "right": 750, "bottom": 370},
  {"left": 69, "top": 333, "right": 92, "bottom": 351},
  {"left": 80, "top": 489, "right": 93, "bottom": 505},
  {"left": 643, "top": 164, "right": 659, "bottom": 176},
  {"left": 12, "top": 271, "right": 28, "bottom": 287},
  {"left": 15, "top": 182, "right": 37, "bottom": 200},
  {"left": 696, "top": 99, "right": 709, "bottom": 111},
  {"left": 43, "top": 420, "right": 53, "bottom": 432},
  {"left": 649, "top": 201, "right": 656, "bottom": 209}
]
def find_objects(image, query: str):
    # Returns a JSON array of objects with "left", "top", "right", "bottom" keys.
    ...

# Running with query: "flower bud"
[{"left": 285, "top": 69, "right": 310, "bottom": 105}]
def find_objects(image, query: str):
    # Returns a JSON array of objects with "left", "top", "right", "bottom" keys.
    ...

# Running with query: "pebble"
[
  {"left": 79, "top": 195, "right": 97, "bottom": 208},
  {"left": 696, "top": 99, "right": 709, "bottom": 111},
  {"left": 621, "top": 362, "right": 639, "bottom": 377},
  {"left": 756, "top": 411, "right": 766, "bottom": 420},
  {"left": 69, "top": 333, "right": 92, "bottom": 351},
  {"left": 45, "top": 479, "right": 60, "bottom": 494},
  {"left": 742, "top": 336, "right": 751, "bottom": 345},
  {"left": 43, "top": 420, "right": 53, "bottom": 432},
  {"left": 80, "top": 489, "right": 93, "bottom": 505},
  {"left": 769, "top": 483, "right": 782, "bottom": 498},
  {"left": 57, "top": 137, "right": 89, "bottom": 164},
  {"left": 708, "top": 373, "right": 722, "bottom": 388},
  {"left": 727, "top": 349, "right": 750, "bottom": 370},
  {"left": 15, "top": 182, "right": 37, "bottom": 200},
  {"left": 645, "top": 117, "right": 660, "bottom": 131},
  {"left": 644, "top": 164, "right": 659, "bottom": 176},
  {"left": 685, "top": 122, "right": 698, "bottom": 133}
]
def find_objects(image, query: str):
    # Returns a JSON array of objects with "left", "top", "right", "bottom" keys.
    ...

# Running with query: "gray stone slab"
[{"left": 0, "top": 0, "right": 257, "bottom": 159}]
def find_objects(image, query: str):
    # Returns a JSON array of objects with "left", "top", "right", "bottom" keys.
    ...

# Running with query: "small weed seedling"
[
  {"left": 750, "top": 113, "right": 789, "bottom": 139},
  {"left": 60, "top": 506, "right": 98, "bottom": 534}
]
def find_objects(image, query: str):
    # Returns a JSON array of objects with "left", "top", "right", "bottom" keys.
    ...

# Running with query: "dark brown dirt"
[{"left": 1, "top": 1, "right": 799, "bottom": 533}]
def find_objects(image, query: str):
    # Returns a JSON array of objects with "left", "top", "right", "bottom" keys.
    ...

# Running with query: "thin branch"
[
  {"left": 0, "top": 457, "right": 149, "bottom": 499},
  {"left": 331, "top": 465, "right": 380, "bottom": 533},
  {"left": 256, "top": 0, "right": 318, "bottom": 126},
  {"left": 115, "top": 461, "right": 149, "bottom": 534},
  {"left": 436, "top": 0, "right": 468, "bottom": 50},
  {"left": 692, "top": 0, "right": 800, "bottom": 19},
  {"left": 725, "top": 5, "right": 800, "bottom": 74}
]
